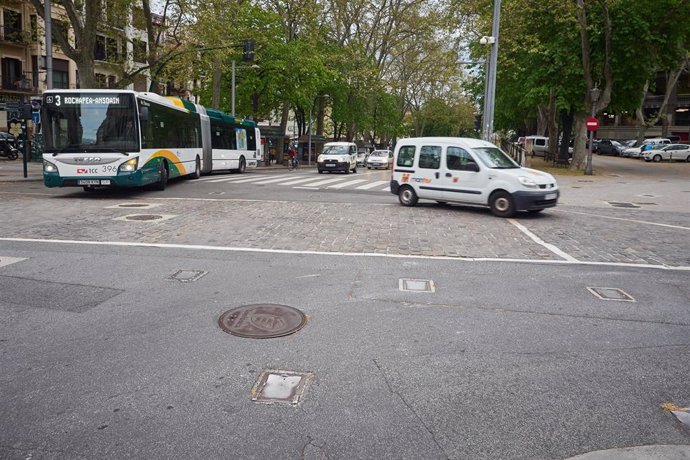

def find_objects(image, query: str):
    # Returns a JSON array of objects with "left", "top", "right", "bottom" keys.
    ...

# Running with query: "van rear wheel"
[
  {"left": 398, "top": 186, "right": 418, "bottom": 207},
  {"left": 489, "top": 191, "right": 516, "bottom": 217}
]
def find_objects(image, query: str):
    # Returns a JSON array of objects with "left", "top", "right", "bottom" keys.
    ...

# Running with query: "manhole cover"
[
  {"left": 218, "top": 304, "right": 307, "bottom": 338},
  {"left": 168, "top": 270, "right": 208, "bottom": 282},
  {"left": 125, "top": 214, "right": 164, "bottom": 221},
  {"left": 251, "top": 369, "right": 314, "bottom": 405}
]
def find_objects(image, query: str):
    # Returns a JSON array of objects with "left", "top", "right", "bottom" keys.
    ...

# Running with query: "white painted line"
[
  {"left": 301, "top": 177, "right": 346, "bottom": 187},
  {"left": 293, "top": 186, "right": 318, "bottom": 190},
  {"left": 228, "top": 175, "right": 280, "bottom": 184},
  {"left": 279, "top": 177, "right": 323, "bottom": 186},
  {"left": 296, "top": 274, "right": 320, "bottom": 279},
  {"left": 508, "top": 219, "right": 578, "bottom": 262},
  {"left": 355, "top": 180, "right": 389, "bottom": 190},
  {"left": 204, "top": 175, "right": 270, "bottom": 183},
  {"left": 557, "top": 209, "right": 690, "bottom": 231},
  {"left": 328, "top": 179, "right": 367, "bottom": 189},
  {"left": 252, "top": 176, "right": 303, "bottom": 185},
  {"left": 380, "top": 186, "right": 391, "bottom": 192},
  {"left": 2, "top": 237, "right": 688, "bottom": 271}
]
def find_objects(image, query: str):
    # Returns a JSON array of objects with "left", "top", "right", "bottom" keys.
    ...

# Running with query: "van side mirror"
[{"left": 139, "top": 106, "right": 149, "bottom": 122}]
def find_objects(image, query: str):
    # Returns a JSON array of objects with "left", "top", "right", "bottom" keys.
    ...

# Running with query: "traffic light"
[{"left": 474, "top": 113, "right": 482, "bottom": 132}]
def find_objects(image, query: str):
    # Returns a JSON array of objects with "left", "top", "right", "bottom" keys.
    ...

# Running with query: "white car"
[
  {"left": 366, "top": 150, "right": 393, "bottom": 169},
  {"left": 643, "top": 144, "right": 690, "bottom": 162}
]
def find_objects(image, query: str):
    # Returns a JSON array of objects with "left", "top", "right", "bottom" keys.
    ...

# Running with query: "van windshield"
[
  {"left": 472, "top": 147, "right": 520, "bottom": 169},
  {"left": 323, "top": 145, "right": 349, "bottom": 155}
]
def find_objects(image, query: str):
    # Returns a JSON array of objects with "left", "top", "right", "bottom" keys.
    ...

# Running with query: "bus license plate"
[
  {"left": 545, "top": 193, "right": 556, "bottom": 200},
  {"left": 78, "top": 179, "right": 110, "bottom": 185}
]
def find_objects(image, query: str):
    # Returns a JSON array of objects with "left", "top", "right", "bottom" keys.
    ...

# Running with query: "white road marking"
[
  {"left": 381, "top": 186, "right": 391, "bottom": 192},
  {"left": 1, "top": 237, "right": 688, "bottom": 271},
  {"left": 508, "top": 219, "right": 578, "bottom": 262},
  {"left": 279, "top": 177, "right": 324, "bottom": 186},
  {"left": 301, "top": 177, "right": 347, "bottom": 187},
  {"left": 204, "top": 175, "right": 270, "bottom": 183},
  {"left": 228, "top": 175, "right": 282, "bottom": 184},
  {"left": 355, "top": 180, "right": 389, "bottom": 190},
  {"left": 328, "top": 179, "right": 367, "bottom": 189},
  {"left": 557, "top": 209, "right": 690, "bottom": 231},
  {"left": 252, "top": 176, "right": 306, "bottom": 185}
]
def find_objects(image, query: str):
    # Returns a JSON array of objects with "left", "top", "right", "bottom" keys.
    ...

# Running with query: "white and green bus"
[{"left": 42, "top": 89, "right": 261, "bottom": 191}]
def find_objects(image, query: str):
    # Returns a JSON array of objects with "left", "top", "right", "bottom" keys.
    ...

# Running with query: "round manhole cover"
[
  {"left": 125, "top": 214, "right": 163, "bottom": 221},
  {"left": 218, "top": 304, "right": 307, "bottom": 339}
]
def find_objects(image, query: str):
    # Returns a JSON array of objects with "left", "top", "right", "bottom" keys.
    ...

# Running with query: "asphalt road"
[{"left": 0, "top": 155, "right": 688, "bottom": 459}]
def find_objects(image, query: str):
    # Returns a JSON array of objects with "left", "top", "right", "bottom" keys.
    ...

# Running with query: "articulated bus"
[{"left": 41, "top": 89, "right": 260, "bottom": 191}]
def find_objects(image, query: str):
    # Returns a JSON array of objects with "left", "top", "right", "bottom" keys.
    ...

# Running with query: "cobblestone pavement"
[{"left": 0, "top": 185, "right": 688, "bottom": 267}]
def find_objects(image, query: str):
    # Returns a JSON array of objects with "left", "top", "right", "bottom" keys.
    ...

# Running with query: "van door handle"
[
  {"left": 435, "top": 172, "right": 440, "bottom": 179},
  {"left": 445, "top": 173, "right": 452, "bottom": 177}
]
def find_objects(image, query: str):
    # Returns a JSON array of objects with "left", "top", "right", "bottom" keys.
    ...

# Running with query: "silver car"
[{"left": 366, "top": 149, "right": 393, "bottom": 169}]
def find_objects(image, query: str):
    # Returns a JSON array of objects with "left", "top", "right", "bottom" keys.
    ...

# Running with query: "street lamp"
[
  {"left": 231, "top": 60, "right": 259, "bottom": 116},
  {"left": 481, "top": 0, "right": 501, "bottom": 142},
  {"left": 584, "top": 84, "right": 601, "bottom": 175}
]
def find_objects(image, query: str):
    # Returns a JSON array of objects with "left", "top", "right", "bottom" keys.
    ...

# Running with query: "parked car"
[
  {"left": 622, "top": 138, "right": 671, "bottom": 158},
  {"left": 524, "top": 135, "right": 549, "bottom": 156},
  {"left": 366, "top": 149, "right": 393, "bottom": 169},
  {"left": 356, "top": 151, "right": 369, "bottom": 166},
  {"left": 596, "top": 139, "right": 625, "bottom": 156},
  {"left": 643, "top": 144, "right": 690, "bottom": 162}
]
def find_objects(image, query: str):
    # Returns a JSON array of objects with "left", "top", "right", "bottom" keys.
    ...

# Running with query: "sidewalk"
[{"left": 0, "top": 159, "right": 43, "bottom": 182}]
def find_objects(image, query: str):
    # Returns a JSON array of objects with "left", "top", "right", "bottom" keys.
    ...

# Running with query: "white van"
[
  {"left": 317, "top": 142, "right": 358, "bottom": 174},
  {"left": 524, "top": 135, "right": 549, "bottom": 156},
  {"left": 390, "top": 137, "right": 559, "bottom": 217}
]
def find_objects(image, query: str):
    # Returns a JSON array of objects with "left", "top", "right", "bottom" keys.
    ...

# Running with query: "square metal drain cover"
[
  {"left": 606, "top": 201, "right": 640, "bottom": 208},
  {"left": 399, "top": 279, "right": 436, "bottom": 293},
  {"left": 168, "top": 270, "right": 208, "bottom": 283},
  {"left": 251, "top": 369, "right": 314, "bottom": 405},
  {"left": 0, "top": 256, "right": 27, "bottom": 268},
  {"left": 587, "top": 287, "right": 635, "bottom": 302}
]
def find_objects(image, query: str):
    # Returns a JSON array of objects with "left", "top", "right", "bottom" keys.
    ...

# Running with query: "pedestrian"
[{"left": 288, "top": 145, "right": 297, "bottom": 169}]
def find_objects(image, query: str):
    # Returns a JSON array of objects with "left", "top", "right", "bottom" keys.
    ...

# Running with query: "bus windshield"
[{"left": 43, "top": 92, "right": 139, "bottom": 153}]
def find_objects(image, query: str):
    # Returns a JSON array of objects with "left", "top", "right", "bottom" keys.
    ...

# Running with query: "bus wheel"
[
  {"left": 191, "top": 156, "right": 201, "bottom": 179},
  {"left": 156, "top": 161, "right": 168, "bottom": 191},
  {"left": 237, "top": 157, "right": 246, "bottom": 173}
]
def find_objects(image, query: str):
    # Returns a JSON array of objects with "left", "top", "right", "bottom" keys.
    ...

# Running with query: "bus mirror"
[{"left": 139, "top": 106, "right": 149, "bottom": 122}]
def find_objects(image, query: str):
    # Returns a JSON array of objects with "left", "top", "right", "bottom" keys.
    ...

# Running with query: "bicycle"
[{"left": 288, "top": 156, "right": 299, "bottom": 170}]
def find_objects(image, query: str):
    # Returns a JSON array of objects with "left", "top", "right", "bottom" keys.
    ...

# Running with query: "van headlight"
[
  {"left": 518, "top": 176, "right": 538, "bottom": 188},
  {"left": 43, "top": 160, "right": 58, "bottom": 173},
  {"left": 118, "top": 158, "right": 138, "bottom": 172},
  {"left": 317, "top": 155, "right": 323, "bottom": 162}
]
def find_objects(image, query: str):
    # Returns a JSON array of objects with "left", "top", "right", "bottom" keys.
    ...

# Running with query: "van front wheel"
[
  {"left": 489, "top": 191, "right": 516, "bottom": 217},
  {"left": 398, "top": 186, "right": 418, "bottom": 207}
]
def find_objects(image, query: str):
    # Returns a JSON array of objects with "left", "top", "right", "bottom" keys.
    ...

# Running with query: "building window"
[
  {"left": 133, "top": 39, "right": 147, "bottom": 64},
  {"left": 1, "top": 57, "right": 23, "bottom": 90},
  {"left": 95, "top": 35, "right": 122, "bottom": 62},
  {"left": 2, "top": 9, "right": 23, "bottom": 42}
]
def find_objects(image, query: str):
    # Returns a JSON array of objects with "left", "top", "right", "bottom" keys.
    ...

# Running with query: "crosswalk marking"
[
  {"left": 203, "top": 174, "right": 270, "bottom": 183},
  {"left": 277, "top": 177, "right": 324, "bottom": 186},
  {"left": 355, "top": 180, "right": 389, "bottom": 190},
  {"left": 303, "top": 177, "right": 347, "bottom": 187},
  {"left": 381, "top": 186, "right": 392, "bottom": 192},
  {"left": 226, "top": 175, "right": 280, "bottom": 184},
  {"left": 252, "top": 176, "right": 304, "bottom": 185},
  {"left": 328, "top": 179, "right": 367, "bottom": 189}
]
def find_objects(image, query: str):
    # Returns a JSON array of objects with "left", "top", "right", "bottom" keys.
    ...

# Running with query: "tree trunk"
[
  {"left": 558, "top": 109, "right": 574, "bottom": 162},
  {"left": 570, "top": 113, "right": 587, "bottom": 170},
  {"left": 278, "top": 102, "right": 290, "bottom": 163},
  {"left": 546, "top": 90, "right": 558, "bottom": 162}
]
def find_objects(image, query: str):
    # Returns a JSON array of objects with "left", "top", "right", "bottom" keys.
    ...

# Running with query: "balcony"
[
  {"left": 0, "top": 25, "right": 33, "bottom": 45},
  {"left": 1, "top": 72, "right": 36, "bottom": 93}
]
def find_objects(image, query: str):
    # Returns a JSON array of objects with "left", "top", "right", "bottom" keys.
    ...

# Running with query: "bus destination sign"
[{"left": 43, "top": 94, "right": 128, "bottom": 108}]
